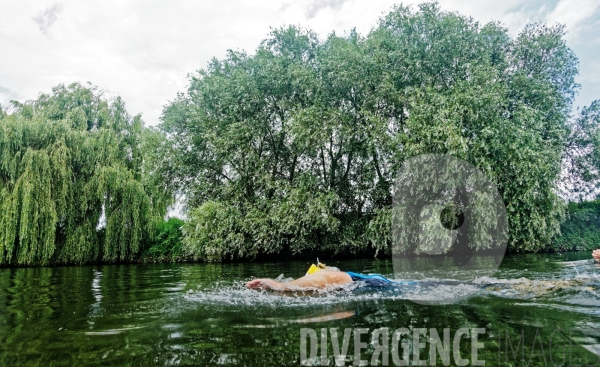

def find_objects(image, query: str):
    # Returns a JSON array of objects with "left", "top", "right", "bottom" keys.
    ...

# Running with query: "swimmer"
[
  {"left": 245, "top": 261, "right": 397, "bottom": 291},
  {"left": 247, "top": 254, "right": 600, "bottom": 293},
  {"left": 246, "top": 269, "right": 592, "bottom": 299},
  {"left": 246, "top": 270, "right": 352, "bottom": 291}
]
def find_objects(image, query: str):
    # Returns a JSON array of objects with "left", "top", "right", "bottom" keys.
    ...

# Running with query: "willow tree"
[
  {"left": 161, "top": 2, "right": 588, "bottom": 261},
  {"left": 0, "top": 83, "right": 162, "bottom": 265}
]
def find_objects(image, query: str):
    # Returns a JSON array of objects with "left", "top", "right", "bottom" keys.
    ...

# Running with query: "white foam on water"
[
  {"left": 400, "top": 282, "right": 482, "bottom": 303},
  {"left": 473, "top": 276, "right": 531, "bottom": 285},
  {"left": 182, "top": 262, "right": 599, "bottom": 309},
  {"left": 183, "top": 278, "right": 488, "bottom": 308},
  {"left": 183, "top": 282, "right": 407, "bottom": 308}
]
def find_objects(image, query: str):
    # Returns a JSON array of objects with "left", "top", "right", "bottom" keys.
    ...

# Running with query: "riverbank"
[{"left": 2, "top": 201, "right": 598, "bottom": 268}]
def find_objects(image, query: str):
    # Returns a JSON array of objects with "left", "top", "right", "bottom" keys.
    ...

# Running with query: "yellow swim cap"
[
  {"left": 306, "top": 264, "right": 320, "bottom": 275},
  {"left": 306, "top": 259, "right": 327, "bottom": 275}
]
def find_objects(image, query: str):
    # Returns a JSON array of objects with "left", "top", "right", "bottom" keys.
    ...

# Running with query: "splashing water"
[{"left": 183, "top": 257, "right": 599, "bottom": 308}]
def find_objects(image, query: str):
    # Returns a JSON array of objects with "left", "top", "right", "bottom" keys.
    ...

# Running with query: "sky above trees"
[{"left": 1, "top": 0, "right": 599, "bottom": 126}]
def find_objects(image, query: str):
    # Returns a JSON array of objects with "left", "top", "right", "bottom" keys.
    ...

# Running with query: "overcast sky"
[{"left": 1, "top": 0, "right": 599, "bottom": 126}]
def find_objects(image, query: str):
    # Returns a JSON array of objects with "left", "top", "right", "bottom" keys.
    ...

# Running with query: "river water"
[{"left": 0, "top": 253, "right": 598, "bottom": 366}]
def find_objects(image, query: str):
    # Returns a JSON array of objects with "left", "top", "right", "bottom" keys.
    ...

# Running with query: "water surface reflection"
[{"left": 0, "top": 253, "right": 597, "bottom": 366}]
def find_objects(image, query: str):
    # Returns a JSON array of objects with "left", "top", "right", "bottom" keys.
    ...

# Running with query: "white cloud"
[
  {"left": 545, "top": 0, "right": 600, "bottom": 39},
  {"left": 32, "top": 3, "right": 63, "bottom": 36},
  {"left": 305, "top": 0, "right": 349, "bottom": 19},
  {"left": 0, "top": 85, "right": 19, "bottom": 109},
  {"left": 1, "top": 0, "right": 598, "bottom": 125}
]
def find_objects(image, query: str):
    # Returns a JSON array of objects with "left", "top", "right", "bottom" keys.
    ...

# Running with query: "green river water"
[{"left": 0, "top": 253, "right": 598, "bottom": 366}]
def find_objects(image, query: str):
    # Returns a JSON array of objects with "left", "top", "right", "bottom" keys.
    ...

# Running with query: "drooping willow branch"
[{"left": 0, "top": 83, "right": 161, "bottom": 265}]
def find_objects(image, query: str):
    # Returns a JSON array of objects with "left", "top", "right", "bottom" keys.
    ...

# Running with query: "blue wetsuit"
[{"left": 345, "top": 272, "right": 416, "bottom": 288}]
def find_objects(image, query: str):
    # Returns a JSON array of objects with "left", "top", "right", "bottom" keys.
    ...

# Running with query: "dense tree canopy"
[
  {"left": 4, "top": 3, "right": 597, "bottom": 265},
  {"left": 157, "top": 2, "right": 596, "bottom": 261},
  {"left": 554, "top": 199, "right": 600, "bottom": 252},
  {"left": 0, "top": 83, "right": 166, "bottom": 265},
  {"left": 563, "top": 101, "right": 600, "bottom": 197}
]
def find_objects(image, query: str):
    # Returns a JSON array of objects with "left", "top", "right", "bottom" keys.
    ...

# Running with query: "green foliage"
[
  {"left": 143, "top": 217, "right": 185, "bottom": 262},
  {"left": 564, "top": 101, "right": 600, "bottom": 197},
  {"left": 159, "top": 2, "right": 590, "bottom": 260},
  {"left": 0, "top": 83, "right": 164, "bottom": 265},
  {"left": 140, "top": 127, "right": 178, "bottom": 219},
  {"left": 553, "top": 201, "right": 600, "bottom": 252},
  {"left": 182, "top": 179, "right": 340, "bottom": 262}
]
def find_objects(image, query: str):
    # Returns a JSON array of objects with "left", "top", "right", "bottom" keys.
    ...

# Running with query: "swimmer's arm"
[
  {"left": 593, "top": 249, "right": 600, "bottom": 262},
  {"left": 246, "top": 271, "right": 352, "bottom": 291},
  {"left": 246, "top": 278, "right": 286, "bottom": 290}
]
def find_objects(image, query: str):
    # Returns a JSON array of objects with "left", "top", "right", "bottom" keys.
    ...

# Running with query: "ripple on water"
[
  {"left": 183, "top": 268, "right": 598, "bottom": 311},
  {"left": 183, "top": 279, "right": 488, "bottom": 309}
]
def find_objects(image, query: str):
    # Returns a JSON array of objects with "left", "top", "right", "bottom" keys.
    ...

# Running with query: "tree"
[
  {"left": 0, "top": 83, "right": 165, "bottom": 265},
  {"left": 563, "top": 101, "right": 600, "bottom": 199},
  {"left": 160, "top": 2, "right": 586, "bottom": 261}
]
